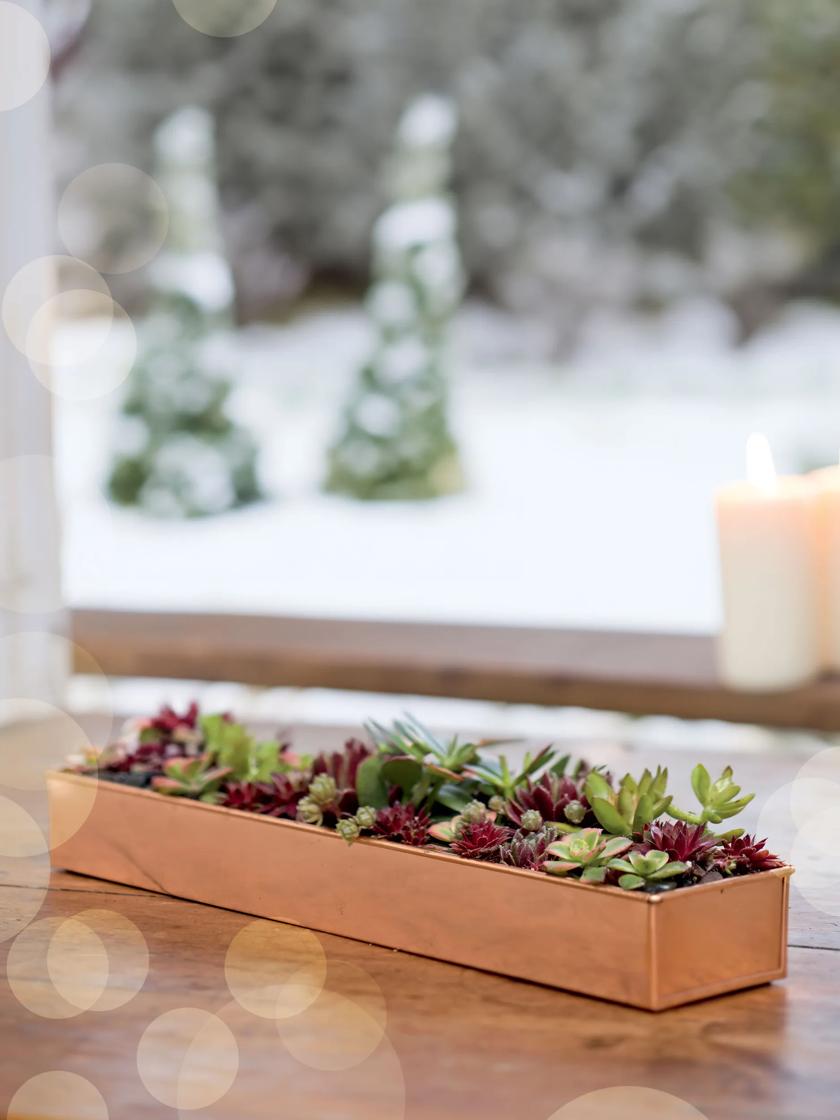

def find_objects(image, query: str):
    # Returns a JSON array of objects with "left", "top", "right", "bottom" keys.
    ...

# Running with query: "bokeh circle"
[
  {"left": 7, "top": 909, "right": 150, "bottom": 1018},
  {"left": 547, "top": 1086, "right": 708, "bottom": 1119},
  {"left": 224, "top": 920, "right": 327, "bottom": 1020},
  {"left": 277, "top": 960, "right": 388, "bottom": 1072},
  {"left": 0, "top": 699, "right": 93, "bottom": 791},
  {"left": 138, "top": 1007, "right": 239, "bottom": 1110},
  {"left": 0, "top": 793, "right": 47, "bottom": 857},
  {"left": 58, "top": 163, "right": 170, "bottom": 274},
  {"left": 0, "top": 1, "right": 51, "bottom": 112},
  {"left": 26, "top": 291, "right": 138, "bottom": 401},
  {"left": 790, "top": 807, "right": 840, "bottom": 919},
  {"left": 7, "top": 1071, "right": 109, "bottom": 1120},
  {"left": 2, "top": 255, "right": 111, "bottom": 356},
  {"left": 172, "top": 0, "right": 278, "bottom": 37}
]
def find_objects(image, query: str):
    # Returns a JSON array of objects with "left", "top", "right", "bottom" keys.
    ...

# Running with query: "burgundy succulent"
[
  {"left": 499, "top": 829, "right": 553, "bottom": 872},
  {"left": 220, "top": 772, "right": 309, "bottom": 819},
  {"left": 506, "top": 772, "right": 589, "bottom": 829},
  {"left": 100, "top": 702, "right": 205, "bottom": 777},
  {"left": 451, "top": 820, "right": 513, "bottom": 862},
  {"left": 98, "top": 737, "right": 190, "bottom": 776},
  {"left": 715, "top": 834, "right": 784, "bottom": 875},
  {"left": 144, "top": 702, "right": 200, "bottom": 737},
  {"left": 311, "top": 738, "right": 371, "bottom": 790},
  {"left": 641, "top": 821, "right": 718, "bottom": 866},
  {"left": 373, "top": 803, "right": 431, "bottom": 847}
]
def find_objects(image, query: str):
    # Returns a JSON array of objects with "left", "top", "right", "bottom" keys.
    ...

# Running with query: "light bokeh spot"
[
  {"left": 0, "top": 1, "right": 51, "bottom": 112},
  {"left": 78, "top": 908, "right": 151, "bottom": 1011},
  {"left": 58, "top": 163, "right": 170, "bottom": 274},
  {"left": 2, "top": 255, "right": 110, "bottom": 357},
  {"left": 172, "top": 0, "right": 277, "bottom": 37},
  {"left": 548, "top": 1086, "right": 708, "bottom": 1119},
  {"left": 790, "top": 807, "right": 840, "bottom": 919},
  {"left": 26, "top": 291, "right": 138, "bottom": 402},
  {"left": 225, "top": 920, "right": 327, "bottom": 1020},
  {"left": 0, "top": 794, "right": 47, "bottom": 857},
  {"left": 789, "top": 747, "right": 840, "bottom": 829},
  {"left": 8, "top": 916, "right": 108, "bottom": 1018},
  {"left": 278, "top": 961, "right": 387, "bottom": 1072},
  {"left": 7, "top": 1071, "right": 109, "bottom": 1120},
  {"left": 0, "top": 630, "right": 117, "bottom": 741},
  {"left": 138, "top": 1008, "right": 239, "bottom": 1110},
  {"left": 0, "top": 699, "right": 93, "bottom": 790},
  {"left": 7, "top": 909, "right": 149, "bottom": 1017}
]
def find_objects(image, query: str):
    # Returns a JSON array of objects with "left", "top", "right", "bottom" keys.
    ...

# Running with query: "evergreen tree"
[
  {"left": 107, "top": 108, "right": 262, "bottom": 518},
  {"left": 325, "top": 94, "right": 465, "bottom": 500}
]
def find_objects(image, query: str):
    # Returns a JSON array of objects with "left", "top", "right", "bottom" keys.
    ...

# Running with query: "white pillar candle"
[
  {"left": 716, "top": 433, "right": 821, "bottom": 691},
  {"left": 810, "top": 461, "right": 840, "bottom": 672}
]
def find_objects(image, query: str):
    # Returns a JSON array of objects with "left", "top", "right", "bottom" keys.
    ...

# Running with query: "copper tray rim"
[{"left": 47, "top": 769, "right": 794, "bottom": 905}]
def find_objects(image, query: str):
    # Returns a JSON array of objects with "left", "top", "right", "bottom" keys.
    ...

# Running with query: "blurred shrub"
[{"left": 49, "top": 0, "right": 840, "bottom": 333}]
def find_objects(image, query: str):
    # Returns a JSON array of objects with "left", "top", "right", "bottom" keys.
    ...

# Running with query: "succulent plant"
[
  {"left": 312, "top": 739, "right": 372, "bottom": 790},
  {"left": 545, "top": 828, "right": 633, "bottom": 883},
  {"left": 464, "top": 745, "right": 558, "bottom": 801},
  {"left": 308, "top": 774, "right": 339, "bottom": 806},
  {"left": 607, "top": 850, "right": 689, "bottom": 891},
  {"left": 519, "top": 808, "right": 544, "bottom": 833},
  {"left": 333, "top": 804, "right": 381, "bottom": 845},
  {"left": 354, "top": 805, "right": 378, "bottom": 830},
  {"left": 428, "top": 801, "right": 496, "bottom": 843},
  {"left": 297, "top": 796, "right": 325, "bottom": 826},
  {"left": 140, "top": 701, "right": 201, "bottom": 741},
  {"left": 220, "top": 772, "right": 309, "bottom": 818},
  {"left": 506, "top": 771, "right": 590, "bottom": 831},
  {"left": 336, "top": 818, "right": 361, "bottom": 844},
  {"left": 714, "top": 834, "right": 784, "bottom": 875},
  {"left": 366, "top": 716, "right": 481, "bottom": 774},
  {"left": 669, "top": 764, "right": 754, "bottom": 827},
  {"left": 499, "top": 829, "right": 554, "bottom": 871},
  {"left": 77, "top": 703, "right": 787, "bottom": 894},
  {"left": 151, "top": 756, "right": 232, "bottom": 802},
  {"left": 450, "top": 820, "right": 513, "bottom": 861},
  {"left": 641, "top": 820, "right": 718, "bottom": 868},
  {"left": 373, "top": 803, "right": 432, "bottom": 846},
  {"left": 294, "top": 743, "right": 370, "bottom": 826},
  {"left": 200, "top": 713, "right": 294, "bottom": 783},
  {"left": 584, "top": 768, "right": 671, "bottom": 836}
]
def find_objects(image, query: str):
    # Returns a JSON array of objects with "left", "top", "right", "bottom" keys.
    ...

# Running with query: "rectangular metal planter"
[{"left": 47, "top": 771, "right": 793, "bottom": 1011}]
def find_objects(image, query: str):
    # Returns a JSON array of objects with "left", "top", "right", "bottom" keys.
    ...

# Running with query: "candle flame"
[{"left": 746, "top": 432, "right": 777, "bottom": 495}]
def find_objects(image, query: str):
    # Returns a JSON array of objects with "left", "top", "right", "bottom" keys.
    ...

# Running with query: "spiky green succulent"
[
  {"left": 607, "top": 850, "right": 689, "bottom": 891},
  {"left": 669, "top": 764, "right": 754, "bottom": 827},
  {"left": 544, "top": 828, "right": 633, "bottom": 883},
  {"left": 584, "top": 768, "right": 671, "bottom": 836},
  {"left": 464, "top": 745, "right": 560, "bottom": 801}
]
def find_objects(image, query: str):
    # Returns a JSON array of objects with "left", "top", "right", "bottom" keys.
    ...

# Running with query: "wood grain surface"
[
  {"left": 1, "top": 713, "right": 839, "bottom": 1119},
  {"left": 71, "top": 608, "right": 840, "bottom": 731}
]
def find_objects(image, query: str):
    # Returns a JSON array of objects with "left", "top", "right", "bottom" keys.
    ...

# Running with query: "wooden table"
[{"left": 1, "top": 715, "right": 838, "bottom": 1119}]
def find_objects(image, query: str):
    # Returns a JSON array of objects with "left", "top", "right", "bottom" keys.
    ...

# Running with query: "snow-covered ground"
[{"left": 55, "top": 297, "right": 840, "bottom": 633}]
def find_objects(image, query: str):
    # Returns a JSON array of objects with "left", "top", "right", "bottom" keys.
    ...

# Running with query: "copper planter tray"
[{"left": 46, "top": 771, "right": 793, "bottom": 1011}]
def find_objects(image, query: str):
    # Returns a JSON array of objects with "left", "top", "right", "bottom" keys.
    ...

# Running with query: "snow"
[{"left": 54, "top": 297, "right": 840, "bottom": 634}]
